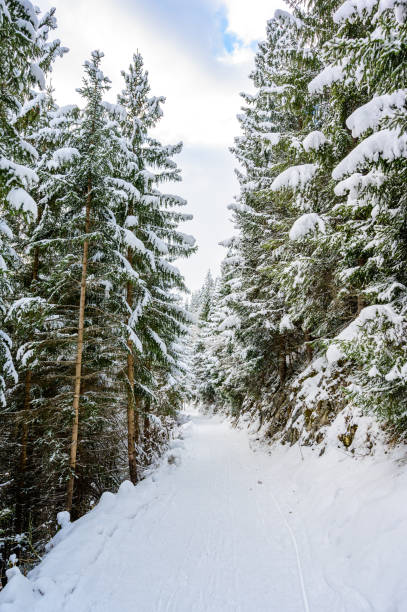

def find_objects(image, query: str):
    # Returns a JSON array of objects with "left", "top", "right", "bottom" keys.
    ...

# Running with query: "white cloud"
[
  {"left": 221, "top": 0, "right": 281, "bottom": 44},
  {"left": 217, "top": 0, "right": 285, "bottom": 64},
  {"left": 41, "top": 0, "right": 251, "bottom": 148}
]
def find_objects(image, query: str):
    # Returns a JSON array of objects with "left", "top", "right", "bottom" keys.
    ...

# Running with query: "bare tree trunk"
[
  {"left": 66, "top": 182, "right": 91, "bottom": 512},
  {"left": 125, "top": 207, "right": 140, "bottom": 483},
  {"left": 15, "top": 371, "right": 31, "bottom": 533},
  {"left": 278, "top": 335, "right": 287, "bottom": 385},
  {"left": 357, "top": 294, "right": 364, "bottom": 315},
  {"left": 357, "top": 258, "right": 366, "bottom": 315},
  {"left": 15, "top": 206, "right": 43, "bottom": 531},
  {"left": 126, "top": 245, "right": 139, "bottom": 483},
  {"left": 143, "top": 408, "right": 150, "bottom": 460},
  {"left": 305, "top": 330, "right": 313, "bottom": 363}
]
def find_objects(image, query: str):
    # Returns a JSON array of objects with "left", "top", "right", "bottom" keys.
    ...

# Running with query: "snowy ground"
[{"left": 1, "top": 410, "right": 407, "bottom": 612}]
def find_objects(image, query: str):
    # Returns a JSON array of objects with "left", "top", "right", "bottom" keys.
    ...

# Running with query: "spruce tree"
[{"left": 116, "top": 53, "right": 196, "bottom": 481}]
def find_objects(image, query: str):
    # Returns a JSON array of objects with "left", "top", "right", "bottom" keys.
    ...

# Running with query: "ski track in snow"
[{"left": 2, "top": 410, "right": 407, "bottom": 612}]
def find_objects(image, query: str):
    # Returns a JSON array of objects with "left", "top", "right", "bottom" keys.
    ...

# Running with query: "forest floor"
[{"left": 1, "top": 409, "right": 407, "bottom": 612}]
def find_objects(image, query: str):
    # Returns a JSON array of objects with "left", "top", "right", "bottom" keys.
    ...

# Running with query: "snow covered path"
[{"left": 2, "top": 411, "right": 407, "bottom": 612}]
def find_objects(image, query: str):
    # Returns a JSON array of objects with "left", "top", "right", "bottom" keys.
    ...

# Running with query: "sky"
[{"left": 41, "top": 0, "right": 285, "bottom": 292}]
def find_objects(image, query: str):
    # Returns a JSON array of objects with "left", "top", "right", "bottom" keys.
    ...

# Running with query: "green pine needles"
[
  {"left": 0, "top": 1, "right": 195, "bottom": 573},
  {"left": 191, "top": 1, "right": 407, "bottom": 446}
]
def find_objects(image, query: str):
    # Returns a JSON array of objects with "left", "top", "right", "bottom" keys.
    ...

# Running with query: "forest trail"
[
  {"left": 2, "top": 412, "right": 310, "bottom": 612},
  {"left": 2, "top": 410, "right": 407, "bottom": 612}
]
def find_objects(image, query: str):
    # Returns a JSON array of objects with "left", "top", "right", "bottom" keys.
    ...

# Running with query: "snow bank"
[
  {"left": 0, "top": 420, "right": 191, "bottom": 612},
  {"left": 261, "top": 439, "right": 407, "bottom": 612},
  {"left": 1, "top": 413, "right": 406, "bottom": 612}
]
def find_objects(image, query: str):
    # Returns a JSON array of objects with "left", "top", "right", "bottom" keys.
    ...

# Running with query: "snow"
[
  {"left": 19, "top": 93, "right": 48, "bottom": 118},
  {"left": 18, "top": 138, "right": 38, "bottom": 159},
  {"left": 2, "top": 411, "right": 407, "bottom": 612},
  {"left": 0, "top": 0, "right": 11, "bottom": 22},
  {"left": 15, "top": 0, "right": 38, "bottom": 27},
  {"left": 327, "top": 304, "right": 402, "bottom": 363},
  {"left": 0, "top": 157, "right": 38, "bottom": 187},
  {"left": 16, "top": 17, "right": 36, "bottom": 41},
  {"left": 334, "top": 0, "right": 377, "bottom": 22},
  {"left": 334, "top": 170, "right": 385, "bottom": 198},
  {"left": 177, "top": 232, "right": 196, "bottom": 247},
  {"left": 274, "top": 8, "right": 303, "bottom": 27},
  {"left": 332, "top": 129, "right": 407, "bottom": 179},
  {"left": 124, "top": 215, "right": 138, "bottom": 228},
  {"left": 110, "top": 178, "right": 141, "bottom": 200},
  {"left": 326, "top": 343, "right": 345, "bottom": 364},
  {"left": 158, "top": 258, "right": 182, "bottom": 277},
  {"left": 218, "top": 314, "right": 240, "bottom": 331},
  {"left": 261, "top": 132, "right": 281, "bottom": 145},
  {"left": 50, "top": 105, "right": 78, "bottom": 119},
  {"left": 123, "top": 228, "right": 146, "bottom": 253},
  {"left": 261, "top": 85, "right": 289, "bottom": 95},
  {"left": 302, "top": 130, "right": 327, "bottom": 152},
  {"left": 279, "top": 313, "right": 294, "bottom": 332},
  {"left": 145, "top": 229, "right": 168, "bottom": 254},
  {"left": 56, "top": 511, "right": 70, "bottom": 529},
  {"left": 128, "top": 329, "right": 143, "bottom": 353},
  {"left": 6, "top": 187, "right": 37, "bottom": 219},
  {"left": 308, "top": 64, "right": 345, "bottom": 94},
  {"left": 334, "top": 0, "right": 407, "bottom": 24},
  {"left": 271, "top": 164, "right": 318, "bottom": 191},
  {"left": 346, "top": 90, "right": 407, "bottom": 138},
  {"left": 46, "top": 147, "right": 80, "bottom": 169},
  {"left": 7, "top": 297, "right": 45, "bottom": 320},
  {"left": 0, "top": 219, "right": 12, "bottom": 239},
  {"left": 289, "top": 213, "right": 326, "bottom": 240},
  {"left": 101, "top": 101, "right": 126, "bottom": 121},
  {"left": 29, "top": 63, "right": 46, "bottom": 90},
  {"left": 148, "top": 328, "right": 167, "bottom": 355}
]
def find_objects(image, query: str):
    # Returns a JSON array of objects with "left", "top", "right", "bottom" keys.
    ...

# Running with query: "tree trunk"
[
  {"left": 127, "top": 352, "right": 138, "bottom": 483},
  {"left": 357, "top": 294, "right": 364, "bottom": 315},
  {"left": 357, "top": 258, "right": 366, "bottom": 315},
  {"left": 15, "top": 204, "right": 43, "bottom": 531},
  {"left": 14, "top": 371, "right": 31, "bottom": 534},
  {"left": 143, "top": 408, "right": 150, "bottom": 460},
  {"left": 305, "top": 330, "right": 313, "bottom": 363},
  {"left": 66, "top": 181, "right": 91, "bottom": 512},
  {"left": 125, "top": 228, "right": 139, "bottom": 483},
  {"left": 278, "top": 336, "right": 287, "bottom": 385}
]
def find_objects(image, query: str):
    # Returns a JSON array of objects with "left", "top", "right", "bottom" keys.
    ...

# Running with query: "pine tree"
[
  {"left": 116, "top": 53, "right": 196, "bottom": 480},
  {"left": 0, "top": 2, "right": 67, "bottom": 567},
  {"left": 192, "top": 1, "right": 407, "bottom": 445},
  {"left": 310, "top": 0, "right": 407, "bottom": 431},
  {"left": 0, "top": 1, "right": 65, "bottom": 406}
]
